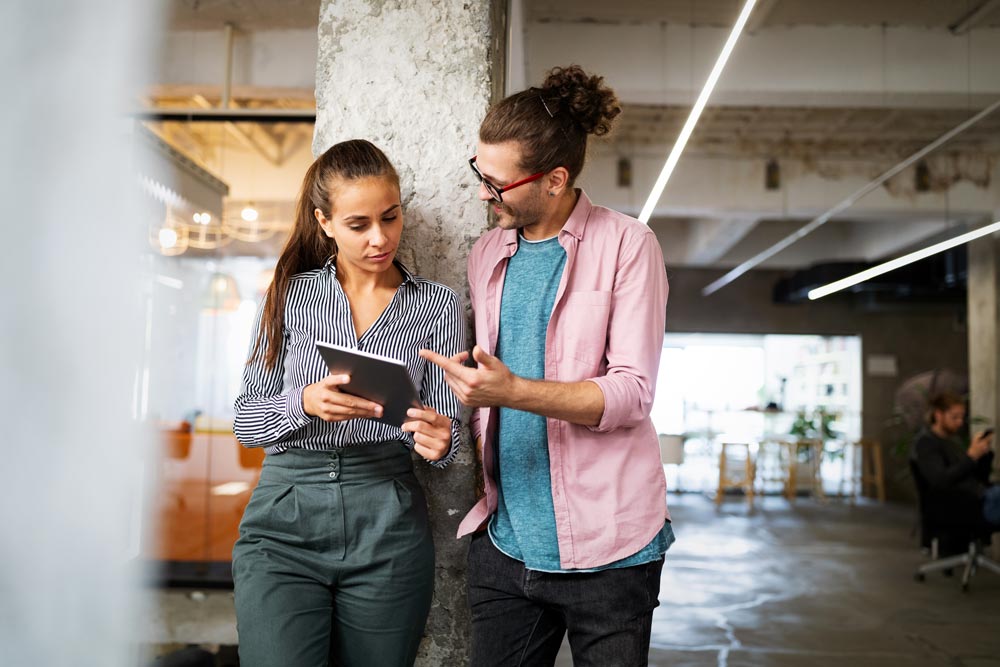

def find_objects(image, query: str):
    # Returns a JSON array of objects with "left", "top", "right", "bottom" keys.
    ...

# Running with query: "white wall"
[{"left": 153, "top": 28, "right": 318, "bottom": 91}]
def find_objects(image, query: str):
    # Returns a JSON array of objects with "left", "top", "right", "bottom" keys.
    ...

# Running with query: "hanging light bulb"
[
  {"left": 158, "top": 227, "right": 178, "bottom": 249},
  {"left": 224, "top": 201, "right": 275, "bottom": 243},
  {"left": 241, "top": 205, "right": 259, "bottom": 222}
]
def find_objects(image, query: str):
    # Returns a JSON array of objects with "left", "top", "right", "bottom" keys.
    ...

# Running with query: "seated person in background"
[{"left": 911, "top": 392, "right": 999, "bottom": 534}]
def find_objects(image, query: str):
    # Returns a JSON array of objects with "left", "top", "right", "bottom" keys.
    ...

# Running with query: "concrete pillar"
[
  {"left": 968, "top": 196, "right": 1000, "bottom": 560},
  {"left": 968, "top": 232, "right": 1000, "bottom": 435},
  {"left": 968, "top": 165, "right": 1000, "bottom": 472},
  {"left": 314, "top": 1, "right": 507, "bottom": 663}
]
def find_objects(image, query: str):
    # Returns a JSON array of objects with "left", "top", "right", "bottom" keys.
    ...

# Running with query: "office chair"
[{"left": 909, "top": 459, "right": 1000, "bottom": 591}]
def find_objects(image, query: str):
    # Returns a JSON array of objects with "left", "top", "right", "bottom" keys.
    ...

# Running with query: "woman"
[{"left": 232, "top": 139, "right": 464, "bottom": 667}]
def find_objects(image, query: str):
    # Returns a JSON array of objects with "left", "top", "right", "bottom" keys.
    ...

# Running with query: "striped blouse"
[{"left": 234, "top": 257, "right": 465, "bottom": 467}]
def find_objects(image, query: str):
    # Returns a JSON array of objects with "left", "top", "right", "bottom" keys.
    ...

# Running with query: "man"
[
  {"left": 421, "top": 65, "right": 672, "bottom": 666},
  {"left": 912, "top": 392, "right": 998, "bottom": 539}
]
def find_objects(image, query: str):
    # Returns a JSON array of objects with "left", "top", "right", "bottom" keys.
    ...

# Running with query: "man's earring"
[{"left": 548, "top": 191, "right": 556, "bottom": 197}]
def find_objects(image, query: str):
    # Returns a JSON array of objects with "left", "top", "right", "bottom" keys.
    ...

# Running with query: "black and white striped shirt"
[{"left": 234, "top": 258, "right": 465, "bottom": 467}]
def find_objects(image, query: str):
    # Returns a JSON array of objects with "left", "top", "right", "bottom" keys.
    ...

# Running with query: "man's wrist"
[{"left": 505, "top": 374, "right": 530, "bottom": 411}]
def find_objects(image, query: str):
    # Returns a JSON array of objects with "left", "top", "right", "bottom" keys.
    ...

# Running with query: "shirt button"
[{"left": 329, "top": 471, "right": 339, "bottom": 479}]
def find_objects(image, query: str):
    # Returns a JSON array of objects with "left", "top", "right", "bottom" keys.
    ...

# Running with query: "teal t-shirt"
[{"left": 488, "top": 233, "right": 674, "bottom": 572}]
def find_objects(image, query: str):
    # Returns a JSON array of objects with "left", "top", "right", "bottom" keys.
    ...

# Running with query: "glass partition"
[{"left": 134, "top": 118, "right": 309, "bottom": 584}]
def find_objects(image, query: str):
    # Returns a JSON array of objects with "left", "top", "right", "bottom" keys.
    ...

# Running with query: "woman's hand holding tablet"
[{"left": 302, "top": 373, "right": 384, "bottom": 422}]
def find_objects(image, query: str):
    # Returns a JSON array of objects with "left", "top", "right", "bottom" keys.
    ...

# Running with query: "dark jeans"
[{"left": 467, "top": 531, "right": 663, "bottom": 667}]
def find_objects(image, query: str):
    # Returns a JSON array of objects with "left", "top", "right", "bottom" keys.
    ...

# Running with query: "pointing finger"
[{"left": 421, "top": 348, "right": 473, "bottom": 380}]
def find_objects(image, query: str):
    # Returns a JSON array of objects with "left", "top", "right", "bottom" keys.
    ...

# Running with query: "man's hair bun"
[{"left": 541, "top": 65, "right": 621, "bottom": 137}]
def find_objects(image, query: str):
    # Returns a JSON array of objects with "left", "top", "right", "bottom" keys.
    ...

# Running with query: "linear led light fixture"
[
  {"left": 638, "top": 0, "right": 758, "bottom": 224},
  {"left": 702, "top": 97, "right": 1000, "bottom": 296},
  {"left": 807, "top": 219, "right": 1000, "bottom": 300}
]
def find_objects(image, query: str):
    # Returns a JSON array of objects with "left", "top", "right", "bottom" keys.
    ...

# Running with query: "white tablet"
[{"left": 315, "top": 341, "right": 422, "bottom": 428}]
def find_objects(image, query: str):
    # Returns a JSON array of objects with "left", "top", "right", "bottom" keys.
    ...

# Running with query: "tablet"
[{"left": 315, "top": 341, "right": 422, "bottom": 428}]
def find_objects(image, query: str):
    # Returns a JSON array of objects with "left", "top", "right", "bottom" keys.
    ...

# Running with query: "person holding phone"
[
  {"left": 232, "top": 139, "right": 464, "bottom": 667},
  {"left": 912, "top": 392, "right": 1000, "bottom": 529}
]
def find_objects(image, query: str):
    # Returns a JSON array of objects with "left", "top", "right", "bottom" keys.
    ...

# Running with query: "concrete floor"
[
  {"left": 146, "top": 494, "right": 1000, "bottom": 666},
  {"left": 553, "top": 494, "right": 1000, "bottom": 667}
]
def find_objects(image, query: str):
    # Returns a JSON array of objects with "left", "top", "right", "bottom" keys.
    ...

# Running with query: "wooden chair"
[
  {"left": 716, "top": 442, "right": 755, "bottom": 509},
  {"left": 161, "top": 426, "right": 193, "bottom": 460},
  {"left": 787, "top": 439, "right": 825, "bottom": 501},
  {"left": 238, "top": 442, "right": 266, "bottom": 469},
  {"left": 844, "top": 438, "right": 886, "bottom": 503}
]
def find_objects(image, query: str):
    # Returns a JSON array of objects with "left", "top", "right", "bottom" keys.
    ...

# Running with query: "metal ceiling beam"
[
  {"left": 132, "top": 108, "right": 316, "bottom": 124},
  {"left": 950, "top": 0, "right": 1000, "bottom": 34},
  {"left": 701, "top": 97, "right": 1000, "bottom": 296},
  {"left": 190, "top": 94, "right": 284, "bottom": 166}
]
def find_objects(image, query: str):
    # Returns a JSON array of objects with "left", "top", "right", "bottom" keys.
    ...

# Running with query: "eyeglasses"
[{"left": 468, "top": 156, "right": 545, "bottom": 204}]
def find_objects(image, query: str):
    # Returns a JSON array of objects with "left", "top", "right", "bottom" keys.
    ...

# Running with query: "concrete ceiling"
[
  {"left": 611, "top": 105, "right": 1000, "bottom": 158},
  {"left": 168, "top": 0, "right": 1000, "bottom": 31},
  {"left": 525, "top": 0, "right": 1000, "bottom": 29},
  {"left": 156, "top": 0, "right": 1000, "bottom": 278},
  {"left": 169, "top": 0, "right": 321, "bottom": 30}
]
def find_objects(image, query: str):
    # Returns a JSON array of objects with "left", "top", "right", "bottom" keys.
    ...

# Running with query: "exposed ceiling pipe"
[
  {"left": 949, "top": 0, "right": 1000, "bottom": 34},
  {"left": 134, "top": 23, "right": 315, "bottom": 123},
  {"left": 222, "top": 22, "right": 235, "bottom": 109},
  {"left": 701, "top": 97, "right": 1000, "bottom": 296}
]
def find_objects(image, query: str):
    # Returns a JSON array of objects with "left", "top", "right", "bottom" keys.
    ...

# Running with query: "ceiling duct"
[{"left": 773, "top": 248, "right": 966, "bottom": 305}]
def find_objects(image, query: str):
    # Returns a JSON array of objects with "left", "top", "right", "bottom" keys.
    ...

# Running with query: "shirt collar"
[
  {"left": 499, "top": 188, "right": 593, "bottom": 246},
  {"left": 559, "top": 189, "right": 592, "bottom": 241}
]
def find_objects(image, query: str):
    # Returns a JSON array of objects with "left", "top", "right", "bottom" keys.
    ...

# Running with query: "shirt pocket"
[{"left": 559, "top": 290, "right": 612, "bottom": 365}]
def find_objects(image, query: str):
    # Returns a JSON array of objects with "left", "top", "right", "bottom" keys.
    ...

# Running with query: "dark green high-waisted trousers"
[{"left": 232, "top": 442, "right": 434, "bottom": 667}]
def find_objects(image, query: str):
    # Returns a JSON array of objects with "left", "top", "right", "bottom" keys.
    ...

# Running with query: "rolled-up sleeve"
[
  {"left": 587, "top": 228, "right": 668, "bottom": 432},
  {"left": 233, "top": 299, "right": 312, "bottom": 447}
]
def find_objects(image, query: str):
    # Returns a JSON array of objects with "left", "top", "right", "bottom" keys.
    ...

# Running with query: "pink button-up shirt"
[{"left": 457, "top": 191, "right": 670, "bottom": 569}]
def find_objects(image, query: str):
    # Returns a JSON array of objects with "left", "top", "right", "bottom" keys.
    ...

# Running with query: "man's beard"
[
  {"left": 939, "top": 422, "right": 961, "bottom": 437},
  {"left": 493, "top": 196, "right": 545, "bottom": 231}
]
